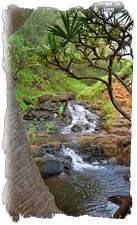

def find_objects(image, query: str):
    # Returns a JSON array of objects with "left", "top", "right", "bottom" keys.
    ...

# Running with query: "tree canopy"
[{"left": 44, "top": 4, "right": 133, "bottom": 121}]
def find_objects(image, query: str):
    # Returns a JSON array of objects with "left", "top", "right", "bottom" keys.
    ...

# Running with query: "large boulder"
[
  {"left": 34, "top": 157, "right": 62, "bottom": 178},
  {"left": 51, "top": 92, "right": 75, "bottom": 102}
]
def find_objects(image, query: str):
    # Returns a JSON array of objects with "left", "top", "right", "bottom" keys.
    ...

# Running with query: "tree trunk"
[
  {"left": 3, "top": 78, "right": 60, "bottom": 222},
  {"left": 3, "top": 8, "right": 60, "bottom": 221}
]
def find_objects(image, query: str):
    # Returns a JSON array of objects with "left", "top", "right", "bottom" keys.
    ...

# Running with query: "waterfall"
[
  {"left": 63, "top": 101, "right": 99, "bottom": 134},
  {"left": 61, "top": 101, "right": 101, "bottom": 170}
]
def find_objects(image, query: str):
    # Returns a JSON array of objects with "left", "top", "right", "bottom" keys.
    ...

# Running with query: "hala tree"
[{"left": 39, "top": 3, "right": 133, "bottom": 121}]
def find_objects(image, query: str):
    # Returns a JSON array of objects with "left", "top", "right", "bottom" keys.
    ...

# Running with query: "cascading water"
[
  {"left": 42, "top": 101, "right": 130, "bottom": 218},
  {"left": 61, "top": 145, "right": 100, "bottom": 171},
  {"left": 62, "top": 101, "right": 99, "bottom": 134},
  {"left": 61, "top": 102, "right": 101, "bottom": 170}
]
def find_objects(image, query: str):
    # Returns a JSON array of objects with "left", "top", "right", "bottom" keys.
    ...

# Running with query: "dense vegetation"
[{"left": 9, "top": 5, "right": 133, "bottom": 126}]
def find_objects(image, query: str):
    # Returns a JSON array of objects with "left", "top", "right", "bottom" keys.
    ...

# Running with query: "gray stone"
[
  {"left": 108, "top": 157, "right": 117, "bottom": 165},
  {"left": 92, "top": 161, "right": 100, "bottom": 165},
  {"left": 35, "top": 158, "right": 62, "bottom": 177},
  {"left": 61, "top": 156, "right": 73, "bottom": 170},
  {"left": 71, "top": 124, "right": 82, "bottom": 132},
  {"left": 101, "top": 160, "right": 108, "bottom": 165}
]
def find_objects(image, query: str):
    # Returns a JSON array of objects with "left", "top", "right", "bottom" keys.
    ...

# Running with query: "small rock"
[
  {"left": 84, "top": 124, "right": 90, "bottom": 130},
  {"left": 101, "top": 160, "right": 108, "bottom": 165},
  {"left": 92, "top": 161, "right": 100, "bottom": 165},
  {"left": 71, "top": 124, "right": 82, "bottom": 132},
  {"left": 108, "top": 157, "right": 117, "bottom": 165}
]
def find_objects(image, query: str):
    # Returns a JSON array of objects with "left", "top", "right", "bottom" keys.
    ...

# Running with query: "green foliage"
[
  {"left": 16, "top": 84, "right": 45, "bottom": 112},
  {"left": 114, "top": 59, "right": 132, "bottom": 78},
  {"left": 18, "top": 100, "right": 29, "bottom": 112},
  {"left": 58, "top": 105, "right": 64, "bottom": 114},
  {"left": 101, "top": 101, "right": 116, "bottom": 129},
  {"left": 14, "top": 7, "right": 61, "bottom": 46},
  {"left": 26, "top": 123, "right": 37, "bottom": 142},
  {"left": 17, "top": 69, "right": 43, "bottom": 87},
  {"left": 44, "top": 122, "right": 55, "bottom": 132},
  {"left": 9, "top": 7, "right": 131, "bottom": 125},
  {"left": 56, "top": 77, "right": 88, "bottom": 95},
  {"left": 48, "top": 11, "right": 82, "bottom": 42},
  {"left": 77, "top": 80, "right": 106, "bottom": 102}
]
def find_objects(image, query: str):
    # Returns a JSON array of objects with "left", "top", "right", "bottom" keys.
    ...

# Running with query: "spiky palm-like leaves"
[{"left": 48, "top": 11, "right": 82, "bottom": 42}]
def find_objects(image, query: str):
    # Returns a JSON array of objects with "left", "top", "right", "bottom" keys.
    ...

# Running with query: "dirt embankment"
[{"left": 100, "top": 78, "right": 131, "bottom": 164}]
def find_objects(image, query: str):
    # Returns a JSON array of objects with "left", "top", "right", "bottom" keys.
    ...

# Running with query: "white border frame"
[{"left": 0, "top": 1, "right": 137, "bottom": 224}]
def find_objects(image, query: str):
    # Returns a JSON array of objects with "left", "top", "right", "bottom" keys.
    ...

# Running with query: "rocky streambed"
[{"left": 23, "top": 92, "right": 131, "bottom": 218}]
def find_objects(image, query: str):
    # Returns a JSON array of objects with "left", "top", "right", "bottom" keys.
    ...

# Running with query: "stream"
[{"left": 31, "top": 101, "right": 130, "bottom": 218}]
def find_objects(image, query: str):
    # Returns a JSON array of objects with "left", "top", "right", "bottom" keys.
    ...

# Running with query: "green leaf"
[{"left": 58, "top": 105, "right": 64, "bottom": 114}]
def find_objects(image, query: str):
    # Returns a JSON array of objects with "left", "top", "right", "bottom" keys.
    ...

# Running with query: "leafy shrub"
[
  {"left": 114, "top": 59, "right": 132, "bottom": 78},
  {"left": 58, "top": 105, "right": 64, "bottom": 115},
  {"left": 101, "top": 101, "right": 116, "bottom": 129},
  {"left": 16, "top": 84, "right": 45, "bottom": 112},
  {"left": 26, "top": 123, "right": 37, "bottom": 142},
  {"left": 76, "top": 80, "right": 105, "bottom": 103},
  {"left": 44, "top": 122, "right": 55, "bottom": 132}
]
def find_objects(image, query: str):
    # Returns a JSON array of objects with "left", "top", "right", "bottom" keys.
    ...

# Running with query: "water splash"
[
  {"left": 61, "top": 145, "right": 100, "bottom": 171},
  {"left": 63, "top": 101, "right": 99, "bottom": 134}
]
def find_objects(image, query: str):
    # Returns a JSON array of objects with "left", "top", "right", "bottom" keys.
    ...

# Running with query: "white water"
[
  {"left": 63, "top": 101, "right": 99, "bottom": 134},
  {"left": 62, "top": 145, "right": 100, "bottom": 171}
]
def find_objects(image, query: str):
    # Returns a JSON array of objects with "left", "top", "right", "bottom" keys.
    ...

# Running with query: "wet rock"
[
  {"left": 35, "top": 157, "right": 62, "bottom": 178},
  {"left": 92, "top": 161, "right": 100, "bottom": 165},
  {"left": 101, "top": 160, "right": 108, "bottom": 165},
  {"left": 40, "top": 142, "right": 61, "bottom": 154},
  {"left": 38, "top": 93, "right": 54, "bottom": 104},
  {"left": 71, "top": 124, "right": 82, "bottom": 132},
  {"left": 79, "top": 143, "right": 105, "bottom": 161},
  {"left": 84, "top": 124, "right": 90, "bottom": 130},
  {"left": 123, "top": 173, "right": 130, "bottom": 182},
  {"left": 108, "top": 157, "right": 117, "bottom": 165},
  {"left": 37, "top": 101, "right": 64, "bottom": 112},
  {"left": 33, "top": 148, "right": 46, "bottom": 158},
  {"left": 61, "top": 156, "right": 73, "bottom": 170},
  {"left": 23, "top": 110, "right": 49, "bottom": 120},
  {"left": 108, "top": 195, "right": 132, "bottom": 218},
  {"left": 23, "top": 100, "right": 72, "bottom": 133}
]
